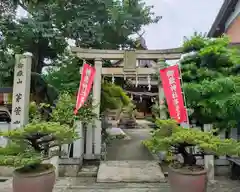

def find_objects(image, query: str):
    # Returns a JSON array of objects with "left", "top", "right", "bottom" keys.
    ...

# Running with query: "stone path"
[
  {"left": 99, "top": 127, "right": 165, "bottom": 182},
  {"left": 106, "top": 128, "right": 154, "bottom": 160},
  {"left": 60, "top": 176, "right": 240, "bottom": 192},
  {"left": 97, "top": 160, "right": 165, "bottom": 183}
]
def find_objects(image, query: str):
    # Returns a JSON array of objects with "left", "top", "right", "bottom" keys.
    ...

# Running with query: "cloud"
[{"left": 143, "top": 0, "right": 224, "bottom": 49}]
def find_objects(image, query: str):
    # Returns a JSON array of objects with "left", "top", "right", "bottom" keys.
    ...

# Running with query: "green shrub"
[
  {"left": 101, "top": 82, "right": 130, "bottom": 112},
  {"left": 144, "top": 119, "right": 240, "bottom": 168},
  {"left": 0, "top": 121, "right": 78, "bottom": 171}
]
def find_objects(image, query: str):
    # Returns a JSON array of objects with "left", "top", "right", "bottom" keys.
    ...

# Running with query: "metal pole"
[
  {"left": 177, "top": 64, "right": 190, "bottom": 128},
  {"left": 177, "top": 63, "right": 195, "bottom": 154}
]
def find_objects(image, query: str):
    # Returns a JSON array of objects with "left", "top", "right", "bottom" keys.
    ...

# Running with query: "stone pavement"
[
  {"left": 106, "top": 128, "right": 154, "bottom": 160},
  {"left": 97, "top": 160, "right": 165, "bottom": 182},
  {"left": 1, "top": 176, "right": 240, "bottom": 192},
  {"left": 59, "top": 177, "right": 240, "bottom": 192}
]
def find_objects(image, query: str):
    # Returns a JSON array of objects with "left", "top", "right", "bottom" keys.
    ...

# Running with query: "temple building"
[{"left": 111, "top": 35, "right": 162, "bottom": 118}]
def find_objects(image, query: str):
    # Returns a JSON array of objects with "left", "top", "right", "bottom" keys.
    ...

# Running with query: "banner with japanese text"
[
  {"left": 74, "top": 63, "right": 96, "bottom": 115},
  {"left": 159, "top": 64, "right": 187, "bottom": 123}
]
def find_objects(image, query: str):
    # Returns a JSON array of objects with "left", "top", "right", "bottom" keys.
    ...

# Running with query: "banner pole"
[{"left": 177, "top": 64, "right": 190, "bottom": 128}]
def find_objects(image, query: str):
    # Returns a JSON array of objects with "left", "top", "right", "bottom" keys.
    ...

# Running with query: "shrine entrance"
[
  {"left": 71, "top": 47, "right": 182, "bottom": 159},
  {"left": 71, "top": 47, "right": 182, "bottom": 183}
]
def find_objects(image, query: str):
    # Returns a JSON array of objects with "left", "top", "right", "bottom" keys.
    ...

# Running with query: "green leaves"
[
  {"left": 0, "top": 91, "right": 96, "bottom": 168},
  {"left": 145, "top": 120, "right": 240, "bottom": 158},
  {"left": 0, "top": 121, "right": 78, "bottom": 167},
  {"left": 101, "top": 82, "right": 130, "bottom": 109},
  {"left": 46, "top": 92, "right": 97, "bottom": 124},
  {"left": 181, "top": 34, "right": 240, "bottom": 128}
]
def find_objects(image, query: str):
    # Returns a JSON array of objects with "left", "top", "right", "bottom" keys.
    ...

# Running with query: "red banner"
[
  {"left": 159, "top": 65, "right": 187, "bottom": 123},
  {"left": 74, "top": 63, "right": 96, "bottom": 115}
]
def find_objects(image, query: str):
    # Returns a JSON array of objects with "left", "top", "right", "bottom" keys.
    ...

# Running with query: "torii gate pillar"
[
  {"left": 157, "top": 59, "right": 167, "bottom": 119},
  {"left": 92, "top": 58, "right": 103, "bottom": 156}
]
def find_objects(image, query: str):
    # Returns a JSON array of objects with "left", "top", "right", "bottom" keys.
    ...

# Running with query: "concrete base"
[
  {"left": 215, "top": 165, "right": 230, "bottom": 176},
  {"left": 0, "top": 167, "right": 14, "bottom": 177},
  {"left": 78, "top": 165, "right": 98, "bottom": 177},
  {"left": 59, "top": 165, "right": 80, "bottom": 177},
  {"left": 97, "top": 161, "right": 166, "bottom": 183}
]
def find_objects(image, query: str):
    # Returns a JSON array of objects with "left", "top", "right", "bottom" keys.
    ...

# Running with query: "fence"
[
  {"left": 0, "top": 118, "right": 103, "bottom": 164},
  {"left": 193, "top": 124, "right": 239, "bottom": 166},
  {"left": 60, "top": 119, "right": 105, "bottom": 163}
]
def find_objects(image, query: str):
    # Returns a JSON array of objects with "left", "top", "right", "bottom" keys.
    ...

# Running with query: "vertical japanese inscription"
[
  {"left": 16, "top": 59, "right": 24, "bottom": 85},
  {"left": 11, "top": 53, "right": 32, "bottom": 128},
  {"left": 166, "top": 70, "right": 180, "bottom": 120},
  {"left": 12, "top": 57, "right": 25, "bottom": 125},
  {"left": 80, "top": 68, "right": 91, "bottom": 105}
]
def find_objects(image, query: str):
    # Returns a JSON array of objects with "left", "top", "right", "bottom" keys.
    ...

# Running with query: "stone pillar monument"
[{"left": 11, "top": 53, "right": 32, "bottom": 129}]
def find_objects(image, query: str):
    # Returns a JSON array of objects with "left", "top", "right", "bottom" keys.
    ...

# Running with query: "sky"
[
  {"left": 17, "top": 0, "right": 224, "bottom": 49},
  {"left": 142, "top": 0, "right": 224, "bottom": 49}
]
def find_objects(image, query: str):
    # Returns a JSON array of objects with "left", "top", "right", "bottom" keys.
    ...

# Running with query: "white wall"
[{"left": 0, "top": 122, "right": 9, "bottom": 147}]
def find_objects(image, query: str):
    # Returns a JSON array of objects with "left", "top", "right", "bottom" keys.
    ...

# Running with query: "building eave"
[{"left": 208, "top": 0, "right": 239, "bottom": 37}]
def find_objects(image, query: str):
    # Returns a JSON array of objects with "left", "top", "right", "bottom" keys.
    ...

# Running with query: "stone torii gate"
[{"left": 71, "top": 47, "right": 182, "bottom": 159}]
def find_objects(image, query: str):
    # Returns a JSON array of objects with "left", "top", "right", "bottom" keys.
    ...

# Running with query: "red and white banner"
[
  {"left": 159, "top": 64, "right": 187, "bottom": 123},
  {"left": 74, "top": 63, "right": 96, "bottom": 115}
]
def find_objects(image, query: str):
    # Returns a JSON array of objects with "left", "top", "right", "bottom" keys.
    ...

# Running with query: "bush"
[
  {"left": 101, "top": 82, "right": 131, "bottom": 112},
  {"left": 144, "top": 119, "right": 240, "bottom": 170},
  {"left": 50, "top": 92, "right": 97, "bottom": 125},
  {"left": 0, "top": 121, "right": 78, "bottom": 172},
  {"left": 29, "top": 92, "right": 97, "bottom": 125}
]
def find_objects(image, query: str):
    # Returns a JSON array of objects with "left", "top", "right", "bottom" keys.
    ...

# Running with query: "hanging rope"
[{"left": 135, "top": 72, "right": 138, "bottom": 87}]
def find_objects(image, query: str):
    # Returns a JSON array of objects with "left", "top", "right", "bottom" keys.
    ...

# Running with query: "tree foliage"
[
  {"left": 43, "top": 53, "right": 82, "bottom": 94},
  {"left": 0, "top": 0, "right": 160, "bottom": 77},
  {"left": 181, "top": 34, "right": 240, "bottom": 129},
  {"left": 50, "top": 92, "right": 97, "bottom": 124},
  {"left": 0, "top": 0, "right": 158, "bottom": 112},
  {"left": 45, "top": 61, "right": 131, "bottom": 113},
  {"left": 29, "top": 92, "right": 97, "bottom": 124},
  {"left": 101, "top": 82, "right": 131, "bottom": 112}
]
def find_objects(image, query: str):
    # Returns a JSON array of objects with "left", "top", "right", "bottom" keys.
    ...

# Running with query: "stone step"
[
  {"left": 54, "top": 177, "right": 170, "bottom": 192},
  {"left": 59, "top": 188, "right": 169, "bottom": 192},
  {"left": 77, "top": 165, "right": 98, "bottom": 177},
  {"left": 97, "top": 161, "right": 166, "bottom": 183},
  {"left": 68, "top": 183, "right": 170, "bottom": 189}
]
